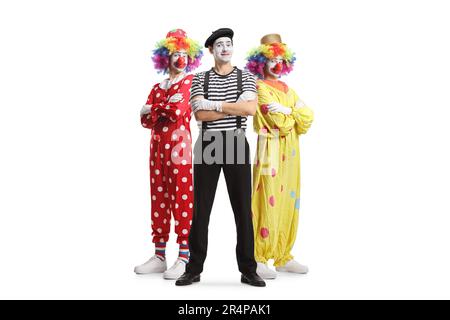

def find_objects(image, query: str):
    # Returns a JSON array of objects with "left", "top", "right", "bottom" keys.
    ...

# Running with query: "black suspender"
[
  {"left": 203, "top": 70, "right": 211, "bottom": 100},
  {"left": 236, "top": 68, "right": 243, "bottom": 129},
  {"left": 202, "top": 70, "right": 211, "bottom": 130},
  {"left": 202, "top": 68, "right": 243, "bottom": 131}
]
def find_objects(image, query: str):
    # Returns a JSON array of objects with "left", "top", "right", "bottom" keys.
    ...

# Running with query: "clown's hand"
[
  {"left": 140, "top": 104, "right": 152, "bottom": 116},
  {"left": 169, "top": 93, "right": 183, "bottom": 103},
  {"left": 192, "top": 99, "right": 223, "bottom": 112},
  {"left": 268, "top": 102, "right": 292, "bottom": 115}
]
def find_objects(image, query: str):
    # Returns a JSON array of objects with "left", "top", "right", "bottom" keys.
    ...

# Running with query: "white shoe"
[
  {"left": 256, "top": 262, "right": 277, "bottom": 279},
  {"left": 134, "top": 255, "right": 167, "bottom": 274},
  {"left": 163, "top": 259, "right": 186, "bottom": 280},
  {"left": 276, "top": 260, "right": 309, "bottom": 274}
]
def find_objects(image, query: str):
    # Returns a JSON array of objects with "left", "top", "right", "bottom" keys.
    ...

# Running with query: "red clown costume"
[
  {"left": 141, "top": 75, "right": 194, "bottom": 245},
  {"left": 135, "top": 29, "right": 203, "bottom": 279}
]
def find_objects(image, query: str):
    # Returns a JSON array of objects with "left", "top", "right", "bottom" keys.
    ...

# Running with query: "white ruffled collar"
[{"left": 159, "top": 73, "right": 186, "bottom": 90}]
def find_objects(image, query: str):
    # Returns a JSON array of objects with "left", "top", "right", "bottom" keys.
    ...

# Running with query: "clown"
[
  {"left": 134, "top": 29, "right": 203, "bottom": 280},
  {"left": 246, "top": 34, "right": 314, "bottom": 279}
]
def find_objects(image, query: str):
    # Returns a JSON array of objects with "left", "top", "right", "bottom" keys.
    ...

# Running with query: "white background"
[{"left": 1, "top": 0, "right": 450, "bottom": 300}]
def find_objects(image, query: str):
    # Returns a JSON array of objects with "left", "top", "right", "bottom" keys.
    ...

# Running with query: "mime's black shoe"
[
  {"left": 175, "top": 272, "right": 201, "bottom": 286},
  {"left": 241, "top": 272, "right": 266, "bottom": 287}
]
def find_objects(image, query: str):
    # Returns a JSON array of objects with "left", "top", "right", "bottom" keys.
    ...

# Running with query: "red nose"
[
  {"left": 175, "top": 57, "right": 186, "bottom": 69},
  {"left": 272, "top": 63, "right": 283, "bottom": 74}
]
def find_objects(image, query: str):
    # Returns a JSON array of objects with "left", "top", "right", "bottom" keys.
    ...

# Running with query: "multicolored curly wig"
[
  {"left": 245, "top": 42, "right": 296, "bottom": 79},
  {"left": 152, "top": 29, "right": 203, "bottom": 74}
]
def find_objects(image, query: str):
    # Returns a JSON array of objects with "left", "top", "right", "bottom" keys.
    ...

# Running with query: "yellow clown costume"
[{"left": 246, "top": 34, "right": 314, "bottom": 268}]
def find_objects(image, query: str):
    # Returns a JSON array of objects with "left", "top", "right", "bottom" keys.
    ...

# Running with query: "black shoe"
[
  {"left": 175, "top": 272, "right": 201, "bottom": 286},
  {"left": 241, "top": 272, "right": 266, "bottom": 287}
]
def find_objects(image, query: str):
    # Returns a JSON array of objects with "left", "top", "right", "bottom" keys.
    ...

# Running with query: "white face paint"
[
  {"left": 211, "top": 37, "right": 233, "bottom": 63},
  {"left": 170, "top": 50, "right": 188, "bottom": 73},
  {"left": 265, "top": 56, "right": 284, "bottom": 78}
]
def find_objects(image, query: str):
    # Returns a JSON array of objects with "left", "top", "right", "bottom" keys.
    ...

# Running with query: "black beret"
[{"left": 204, "top": 28, "right": 234, "bottom": 48}]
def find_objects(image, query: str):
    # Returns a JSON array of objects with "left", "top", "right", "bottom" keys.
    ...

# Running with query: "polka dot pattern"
[{"left": 269, "top": 195, "right": 275, "bottom": 207}]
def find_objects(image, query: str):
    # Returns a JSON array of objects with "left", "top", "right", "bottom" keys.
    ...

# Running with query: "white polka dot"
[
  {"left": 184, "top": 80, "right": 190, "bottom": 84},
  {"left": 157, "top": 228, "right": 162, "bottom": 234},
  {"left": 173, "top": 169, "right": 179, "bottom": 174},
  {"left": 143, "top": 123, "right": 147, "bottom": 127},
  {"left": 160, "top": 153, "right": 164, "bottom": 158},
  {"left": 162, "top": 127, "right": 168, "bottom": 132},
  {"left": 176, "top": 109, "right": 181, "bottom": 115},
  {"left": 160, "top": 203, "right": 165, "bottom": 209},
  {"left": 152, "top": 195, "right": 157, "bottom": 201},
  {"left": 186, "top": 117, "right": 189, "bottom": 122},
  {"left": 189, "top": 203, "right": 193, "bottom": 208},
  {"left": 166, "top": 161, "right": 171, "bottom": 166},
  {"left": 157, "top": 186, "right": 163, "bottom": 192},
  {"left": 181, "top": 160, "right": 187, "bottom": 165},
  {"left": 166, "top": 209, "right": 170, "bottom": 214},
  {"left": 165, "top": 144, "right": 170, "bottom": 149},
  {"left": 181, "top": 142, "right": 186, "bottom": 148},
  {"left": 160, "top": 238, "right": 165, "bottom": 243},
  {"left": 164, "top": 193, "right": 169, "bottom": 198},
  {"left": 182, "top": 177, "right": 188, "bottom": 183},
  {"left": 173, "top": 151, "right": 178, "bottom": 158},
  {"left": 189, "top": 186, "right": 193, "bottom": 191},
  {"left": 175, "top": 220, "right": 180, "bottom": 226},
  {"left": 154, "top": 212, "right": 159, "bottom": 218},
  {"left": 182, "top": 240, "right": 187, "bottom": 245},
  {"left": 154, "top": 152, "right": 158, "bottom": 157},
  {"left": 171, "top": 195, "right": 175, "bottom": 200},
  {"left": 187, "top": 134, "right": 191, "bottom": 140},
  {"left": 163, "top": 219, "right": 167, "bottom": 224},
  {"left": 155, "top": 169, "right": 160, "bottom": 175},
  {"left": 169, "top": 178, "right": 172, "bottom": 183},
  {"left": 175, "top": 203, "right": 179, "bottom": 209},
  {"left": 156, "top": 93, "right": 161, "bottom": 98},
  {"left": 180, "top": 125, "right": 185, "bottom": 131},
  {"left": 182, "top": 229, "right": 188, "bottom": 235},
  {"left": 166, "top": 105, "right": 170, "bottom": 110},
  {"left": 189, "top": 168, "right": 193, "bottom": 174},
  {"left": 189, "top": 220, "right": 192, "bottom": 225},
  {"left": 182, "top": 212, "right": 188, "bottom": 218},
  {"left": 146, "top": 115, "right": 151, "bottom": 120},
  {"left": 151, "top": 161, "right": 154, "bottom": 166},
  {"left": 182, "top": 194, "right": 188, "bottom": 200},
  {"left": 172, "top": 134, "right": 178, "bottom": 140},
  {"left": 174, "top": 85, "right": 179, "bottom": 90},
  {"left": 151, "top": 178, "right": 155, "bottom": 184},
  {"left": 162, "top": 113, "right": 167, "bottom": 116},
  {"left": 176, "top": 186, "right": 179, "bottom": 192}
]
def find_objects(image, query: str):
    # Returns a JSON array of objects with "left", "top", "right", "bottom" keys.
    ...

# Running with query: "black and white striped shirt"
[{"left": 190, "top": 67, "right": 257, "bottom": 131}]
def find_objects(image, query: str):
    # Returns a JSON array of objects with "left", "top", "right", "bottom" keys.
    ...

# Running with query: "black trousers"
[{"left": 187, "top": 129, "right": 257, "bottom": 275}]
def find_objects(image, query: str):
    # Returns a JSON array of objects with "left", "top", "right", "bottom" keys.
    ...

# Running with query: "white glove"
[
  {"left": 237, "top": 91, "right": 257, "bottom": 102},
  {"left": 140, "top": 104, "right": 152, "bottom": 116},
  {"left": 268, "top": 102, "right": 292, "bottom": 115},
  {"left": 168, "top": 93, "right": 183, "bottom": 103},
  {"left": 295, "top": 98, "right": 306, "bottom": 108},
  {"left": 192, "top": 99, "right": 223, "bottom": 112}
]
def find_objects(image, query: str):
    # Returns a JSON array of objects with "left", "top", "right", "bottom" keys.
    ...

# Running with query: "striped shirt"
[{"left": 190, "top": 67, "right": 257, "bottom": 131}]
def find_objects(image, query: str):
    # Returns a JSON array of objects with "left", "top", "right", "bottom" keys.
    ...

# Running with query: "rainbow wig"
[
  {"left": 245, "top": 42, "right": 296, "bottom": 79},
  {"left": 152, "top": 31, "right": 203, "bottom": 74}
]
